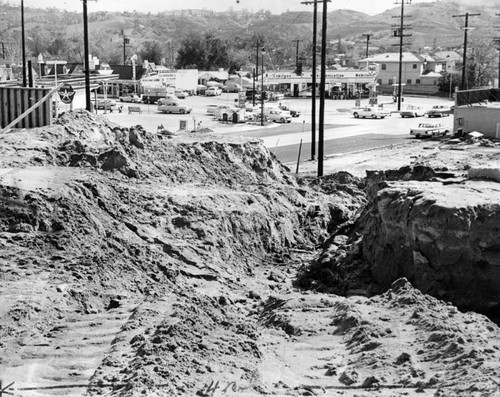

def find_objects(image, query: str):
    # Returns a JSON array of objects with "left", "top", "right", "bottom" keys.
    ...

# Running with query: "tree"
[
  {"left": 176, "top": 33, "right": 206, "bottom": 69},
  {"left": 175, "top": 32, "right": 233, "bottom": 70},
  {"left": 438, "top": 71, "right": 460, "bottom": 95},
  {"left": 139, "top": 40, "right": 163, "bottom": 65},
  {"left": 463, "top": 36, "right": 498, "bottom": 89}
]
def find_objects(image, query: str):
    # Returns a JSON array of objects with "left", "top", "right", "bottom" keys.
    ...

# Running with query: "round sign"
[{"left": 58, "top": 83, "right": 75, "bottom": 104}]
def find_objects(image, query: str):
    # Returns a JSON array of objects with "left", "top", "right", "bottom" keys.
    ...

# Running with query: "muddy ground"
[{"left": 0, "top": 111, "right": 499, "bottom": 397}]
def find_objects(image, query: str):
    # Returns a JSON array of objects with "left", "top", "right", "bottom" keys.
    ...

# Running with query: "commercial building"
[
  {"left": 260, "top": 68, "right": 377, "bottom": 98},
  {"left": 453, "top": 88, "right": 500, "bottom": 138}
]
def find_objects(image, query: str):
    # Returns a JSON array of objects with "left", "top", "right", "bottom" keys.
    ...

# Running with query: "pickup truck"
[
  {"left": 410, "top": 122, "right": 449, "bottom": 138},
  {"left": 119, "top": 94, "right": 142, "bottom": 103}
]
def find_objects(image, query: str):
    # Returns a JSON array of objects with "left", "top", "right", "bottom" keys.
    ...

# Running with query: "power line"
[{"left": 452, "top": 12, "right": 480, "bottom": 91}]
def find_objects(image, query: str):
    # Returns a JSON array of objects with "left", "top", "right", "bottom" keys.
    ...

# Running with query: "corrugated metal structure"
[{"left": 0, "top": 86, "right": 53, "bottom": 129}]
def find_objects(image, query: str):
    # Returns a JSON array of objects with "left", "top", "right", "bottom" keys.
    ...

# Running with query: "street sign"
[{"left": 58, "top": 83, "right": 75, "bottom": 104}]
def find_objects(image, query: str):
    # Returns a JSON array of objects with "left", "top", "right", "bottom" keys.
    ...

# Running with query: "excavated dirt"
[{"left": 0, "top": 111, "right": 499, "bottom": 397}]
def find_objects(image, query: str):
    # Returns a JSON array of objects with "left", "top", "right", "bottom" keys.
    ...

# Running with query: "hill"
[{"left": 0, "top": 0, "right": 498, "bottom": 67}]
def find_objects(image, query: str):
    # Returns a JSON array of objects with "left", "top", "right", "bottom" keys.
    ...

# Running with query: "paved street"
[{"left": 67, "top": 91, "right": 455, "bottom": 166}]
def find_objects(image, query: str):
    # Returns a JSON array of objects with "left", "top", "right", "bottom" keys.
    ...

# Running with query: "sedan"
[
  {"left": 205, "top": 87, "right": 222, "bottom": 96},
  {"left": 352, "top": 107, "right": 391, "bottom": 119},
  {"left": 266, "top": 109, "right": 292, "bottom": 123},
  {"left": 427, "top": 105, "right": 451, "bottom": 118},
  {"left": 174, "top": 90, "right": 189, "bottom": 99},
  {"left": 410, "top": 122, "right": 449, "bottom": 138},
  {"left": 400, "top": 105, "right": 426, "bottom": 118}
]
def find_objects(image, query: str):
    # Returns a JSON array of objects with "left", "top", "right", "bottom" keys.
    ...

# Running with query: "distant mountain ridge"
[{"left": 0, "top": 0, "right": 497, "bottom": 66}]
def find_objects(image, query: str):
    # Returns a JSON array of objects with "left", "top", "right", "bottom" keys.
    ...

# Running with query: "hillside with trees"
[{"left": 0, "top": 0, "right": 498, "bottom": 79}]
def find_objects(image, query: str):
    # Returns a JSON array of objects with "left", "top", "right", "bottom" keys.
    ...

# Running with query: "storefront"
[{"left": 261, "top": 69, "right": 377, "bottom": 98}]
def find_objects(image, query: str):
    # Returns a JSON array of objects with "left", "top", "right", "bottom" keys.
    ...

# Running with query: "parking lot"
[{"left": 64, "top": 91, "right": 455, "bottom": 155}]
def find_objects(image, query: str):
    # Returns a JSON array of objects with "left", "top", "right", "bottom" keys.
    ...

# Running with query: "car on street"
[
  {"left": 157, "top": 100, "right": 192, "bottom": 114},
  {"left": 266, "top": 109, "right": 292, "bottom": 123},
  {"left": 174, "top": 90, "right": 189, "bottom": 99},
  {"left": 352, "top": 106, "right": 391, "bottom": 119},
  {"left": 118, "top": 94, "right": 142, "bottom": 103},
  {"left": 222, "top": 83, "right": 242, "bottom": 93},
  {"left": 278, "top": 104, "right": 300, "bottom": 117},
  {"left": 427, "top": 105, "right": 451, "bottom": 118},
  {"left": 205, "top": 87, "right": 222, "bottom": 96},
  {"left": 410, "top": 122, "right": 449, "bottom": 138},
  {"left": 400, "top": 104, "right": 426, "bottom": 118}
]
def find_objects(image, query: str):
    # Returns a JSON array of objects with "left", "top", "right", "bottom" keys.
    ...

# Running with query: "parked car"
[
  {"left": 174, "top": 90, "right": 189, "bottom": 99},
  {"left": 352, "top": 106, "right": 391, "bottom": 119},
  {"left": 118, "top": 94, "right": 142, "bottom": 103},
  {"left": 266, "top": 109, "right": 292, "bottom": 123},
  {"left": 212, "top": 105, "right": 233, "bottom": 119},
  {"left": 410, "top": 122, "right": 449, "bottom": 138},
  {"left": 222, "top": 83, "right": 242, "bottom": 93},
  {"left": 400, "top": 105, "right": 426, "bottom": 118},
  {"left": 157, "top": 100, "right": 192, "bottom": 114},
  {"left": 278, "top": 104, "right": 300, "bottom": 117},
  {"left": 205, "top": 87, "right": 222, "bottom": 96},
  {"left": 427, "top": 105, "right": 451, "bottom": 118},
  {"left": 96, "top": 99, "right": 117, "bottom": 110}
]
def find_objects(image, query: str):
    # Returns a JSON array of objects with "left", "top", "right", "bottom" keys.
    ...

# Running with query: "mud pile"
[
  {"left": 1, "top": 111, "right": 499, "bottom": 397},
  {"left": 298, "top": 152, "right": 500, "bottom": 319}
]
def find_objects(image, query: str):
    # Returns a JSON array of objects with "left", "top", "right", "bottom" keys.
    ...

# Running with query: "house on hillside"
[{"left": 358, "top": 51, "right": 462, "bottom": 96}]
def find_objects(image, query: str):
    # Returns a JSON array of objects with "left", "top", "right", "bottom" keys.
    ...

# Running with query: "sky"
[{"left": 12, "top": 0, "right": 438, "bottom": 16}]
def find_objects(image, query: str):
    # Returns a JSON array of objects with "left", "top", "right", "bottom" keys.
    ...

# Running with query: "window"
[
  {"left": 416, "top": 79, "right": 421, "bottom": 84},
  {"left": 388, "top": 79, "right": 394, "bottom": 85},
  {"left": 413, "top": 64, "right": 417, "bottom": 69},
  {"left": 407, "top": 79, "right": 412, "bottom": 84},
  {"left": 377, "top": 79, "right": 382, "bottom": 85},
  {"left": 381, "top": 64, "right": 386, "bottom": 70}
]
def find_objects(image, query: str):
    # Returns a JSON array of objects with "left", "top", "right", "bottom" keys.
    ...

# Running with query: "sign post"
[{"left": 58, "top": 83, "right": 75, "bottom": 111}]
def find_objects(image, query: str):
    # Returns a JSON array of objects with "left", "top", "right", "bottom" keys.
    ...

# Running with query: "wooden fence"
[{"left": 0, "top": 86, "right": 53, "bottom": 129}]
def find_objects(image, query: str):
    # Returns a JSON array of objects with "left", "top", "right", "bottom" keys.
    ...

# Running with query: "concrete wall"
[{"left": 453, "top": 106, "right": 500, "bottom": 138}]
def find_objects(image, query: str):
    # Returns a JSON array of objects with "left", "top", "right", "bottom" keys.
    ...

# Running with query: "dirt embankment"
[{"left": 0, "top": 111, "right": 499, "bottom": 397}]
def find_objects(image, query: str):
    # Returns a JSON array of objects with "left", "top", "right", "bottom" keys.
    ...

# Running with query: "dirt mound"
[
  {"left": 0, "top": 111, "right": 350, "bottom": 396},
  {"left": 1, "top": 112, "right": 499, "bottom": 397}
]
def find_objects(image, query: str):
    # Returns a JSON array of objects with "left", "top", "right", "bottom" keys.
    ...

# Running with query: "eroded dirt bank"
[{"left": 0, "top": 111, "right": 499, "bottom": 397}]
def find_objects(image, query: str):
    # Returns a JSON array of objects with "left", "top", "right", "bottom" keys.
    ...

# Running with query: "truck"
[{"left": 141, "top": 87, "right": 176, "bottom": 104}]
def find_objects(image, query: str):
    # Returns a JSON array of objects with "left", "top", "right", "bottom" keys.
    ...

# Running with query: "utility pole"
[
  {"left": 362, "top": 33, "right": 372, "bottom": 58},
  {"left": 392, "top": 1, "right": 412, "bottom": 111},
  {"left": 292, "top": 39, "right": 303, "bottom": 71},
  {"left": 21, "top": 0, "right": 26, "bottom": 87},
  {"left": 494, "top": 14, "right": 500, "bottom": 89},
  {"left": 302, "top": 0, "right": 330, "bottom": 177},
  {"left": 318, "top": 0, "right": 329, "bottom": 178},
  {"left": 121, "top": 29, "right": 130, "bottom": 65},
  {"left": 302, "top": 0, "right": 330, "bottom": 164},
  {"left": 83, "top": 0, "right": 91, "bottom": 111},
  {"left": 253, "top": 37, "right": 262, "bottom": 107},
  {"left": 452, "top": 12, "right": 480, "bottom": 91}
]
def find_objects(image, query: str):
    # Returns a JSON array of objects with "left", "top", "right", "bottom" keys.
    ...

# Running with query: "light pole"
[
  {"left": 261, "top": 48, "right": 266, "bottom": 126},
  {"left": 83, "top": 0, "right": 94, "bottom": 112},
  {"left": 21, "top": 0, "right": 26, "bottom": 87}
]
